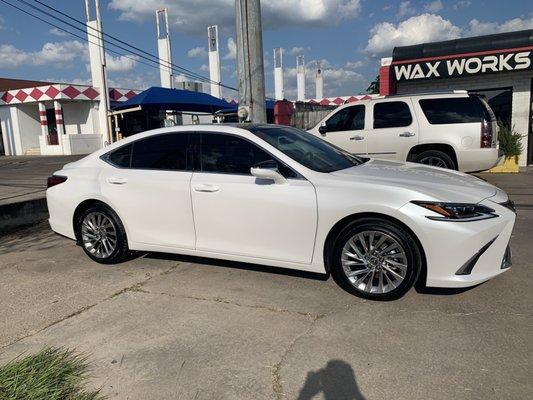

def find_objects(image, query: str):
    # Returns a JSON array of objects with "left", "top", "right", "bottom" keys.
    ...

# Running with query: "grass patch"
[{"left": 0, "top": 347, "right": 104, "bottom": 400}]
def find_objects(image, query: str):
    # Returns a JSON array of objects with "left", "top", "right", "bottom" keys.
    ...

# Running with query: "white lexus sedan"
[{"left": 47, "top": 124, "right": 516, "bottom": 300}]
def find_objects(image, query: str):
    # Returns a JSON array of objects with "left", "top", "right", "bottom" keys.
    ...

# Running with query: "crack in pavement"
[
  {"left": 271, "top": 313, "right": 326, "bottom": 400},
  {"left": 0, "top": 262, "right": 180, "bottom": 350}
]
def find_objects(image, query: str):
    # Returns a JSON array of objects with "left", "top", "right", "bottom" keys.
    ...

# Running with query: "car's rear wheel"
[
  {"left": 76, "top": 204, "right": 129, "bottom": 264},
  {"left": 414, "top": 150, "right": 455, "bottom": 169},
  {"left": 331, "top": 218, "right": 422, "bottom": 300}
]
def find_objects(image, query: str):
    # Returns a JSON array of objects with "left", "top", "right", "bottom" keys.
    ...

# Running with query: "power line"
[
  {"left": 0, "top": 0, "right": 237, "bottom": 91},
  {"left": 26, "top": 0, "right": 237, "bottom": 91}
]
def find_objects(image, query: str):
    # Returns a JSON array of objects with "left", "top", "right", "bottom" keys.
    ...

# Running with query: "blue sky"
[{"left": 0, "top": 0, "right": 532, "bottom": 100}]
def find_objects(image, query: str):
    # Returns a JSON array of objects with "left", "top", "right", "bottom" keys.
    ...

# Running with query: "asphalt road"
[{"left": 0, "top": 171, "right": 531, "bottom": 400}]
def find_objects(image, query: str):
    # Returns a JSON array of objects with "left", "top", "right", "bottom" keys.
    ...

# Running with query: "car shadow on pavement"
[
  {"left": 297, "top": 359, "right": 366, "bottom": 400},
  {"left": 143, "top": 252, "right": 330, "bottom": 281}
]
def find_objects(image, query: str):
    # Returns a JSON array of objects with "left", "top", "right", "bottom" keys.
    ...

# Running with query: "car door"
[
  {"left": 190, "top": 131, "right": 317, "bottom": 264},
  {"left": 366, "top": 100, "right": 418, "bottom": 160},
  {"left": 99, "top": 132, "right": 196, "bottom": 249},
  {"left": 317, "top": 104, "right": 367, "bottom": 155}
]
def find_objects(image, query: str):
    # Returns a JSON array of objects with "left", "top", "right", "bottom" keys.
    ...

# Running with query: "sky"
[{"left": 0, "top": 0, "right": 532, "bottom": 100}]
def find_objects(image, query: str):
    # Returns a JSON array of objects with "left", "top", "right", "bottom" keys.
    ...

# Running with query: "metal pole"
[{"left": 235, "top": 0, "right": 266, "bottom": 123}]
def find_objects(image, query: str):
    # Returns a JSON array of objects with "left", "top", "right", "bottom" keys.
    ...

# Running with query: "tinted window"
[
  {"left": 419, "top": 97, "right": 485, "bottom": 124},
  {"left": 373, "top": 101, "right": 412, "bottom": 129},
  {"left": 107, "top": 143, "right": 132, "bottom": 167},
  {"left": 249, "top": 126, "right": 366, "bottom": 173},
  {"left": 131, "top": 133, "right": 189, "bottom": 170},
  {"left": 201, "top": 133, "right": 296, "bottom": 177},
  {"left": 326, "top": 105, "right": 365, "bottom": 131}
]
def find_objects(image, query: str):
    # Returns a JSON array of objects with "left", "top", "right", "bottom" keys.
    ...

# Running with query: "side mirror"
[
  {"left": 250, "top": 160, "right": 287, "bottom": 184},
  {"left": 318, "top": 123, "right": 328, "bottom": 135}
]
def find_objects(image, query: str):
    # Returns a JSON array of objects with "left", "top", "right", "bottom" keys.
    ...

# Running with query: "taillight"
[
  {"left": 47, "top": 175, "right": 67, "bottom": 188},
  {"left": 480, "top": 120, "right": 493, "bottom": 148}
]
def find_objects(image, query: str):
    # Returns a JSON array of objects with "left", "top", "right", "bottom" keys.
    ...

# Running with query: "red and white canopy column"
[{"left": 38, "top": 102, "right": 48, "bottom": 143}]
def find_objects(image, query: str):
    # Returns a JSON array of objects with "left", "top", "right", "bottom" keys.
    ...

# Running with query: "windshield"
[{"left": 249, "top": 125, "right": 367, "bottom": 173}]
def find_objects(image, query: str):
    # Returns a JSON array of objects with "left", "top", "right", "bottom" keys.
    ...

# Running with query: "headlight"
[{"left": 411, "top": 201, "right": 497, "bottom": 221}]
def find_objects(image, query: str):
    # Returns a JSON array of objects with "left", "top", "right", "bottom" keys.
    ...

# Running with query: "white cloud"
[
  {"left": 108, "top": 70, "right": 158, "bottom": 90},
  {"left": 49, "top": 27, "right": 69, "bottom": 37},
  {"left": 223, "top": 37, "right": 236, "bottom": 60},
  {"left": 424, "top": 0, "right": 443, "bottom": 12},
  {"left": 0, "top": 40, "right": 87, "bottom": 69},
  {"left": 106, "top": 54, "right": 139, "bottom": 72},
  {"left": 289, "top": 47, "right": 306, "bottom": 56},
  {"left": 466, "top": 18, "right": 533, "bottom": 37},
  {"left": 283, "top": 58, "right": 364, "bottom": 99},
  {"left": 187, "top": 46, "right": 207, "bottom": 58},
  {"left": 345, "top": 60, "right": 365, "bottom": 69},
  {"left": 199, "top": 64, "right": 209, "bottom": 72},
  {"left": 109, "top": 0, "right": 362, "bottom": 34},
  {"left": 453, "top": 1, "right": 471, "bottom": 10},
  {"left": 397, "top": 1, "right": 415, "bottom": 18},
  {"left": 364, "top": 14, "right": 461, "bottom": 57}
]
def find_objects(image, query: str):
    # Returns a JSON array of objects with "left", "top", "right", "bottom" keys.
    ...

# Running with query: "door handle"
[
  {"left": 193, "top": 184, "right": 220, "bottom": 193},
  {"left": 106, "top": 177, "right": 128, "bottom": 185},
  {"left": 399, "top": 132, "right": 415, "bottom": 137},
  {"left": 350, "top": 135, "right": 364, "bottom": 141}
]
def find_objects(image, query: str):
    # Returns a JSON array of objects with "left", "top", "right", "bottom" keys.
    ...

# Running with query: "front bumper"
[{"left": 399, "top": 199, "right": 516, "bottom": 288}]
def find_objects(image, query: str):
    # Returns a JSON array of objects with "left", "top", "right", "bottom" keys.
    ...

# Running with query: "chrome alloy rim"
[
  {"left": 419, "top": 156, "right": 447, "bottom": 168},
  {"left": 341, "top": 231, "right": 408, "bottom": 294},
  {"left": 81, "top": 212, "right": 117, "bottom": 258}
]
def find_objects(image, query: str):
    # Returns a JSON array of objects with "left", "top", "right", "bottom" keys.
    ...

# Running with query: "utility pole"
[
  {"left": 297, "top": 55, "right": 306, "bottom": 101},
  {"left": 85, "top": 0, "right": 111, "bottom": 146},
  {"left": 208, "top": 25, "right": 222, "bottom": 98},
  {"left": 273, "top": 47, "right": 284, "bottom": 100},
  {"left": 315, "top": 60, "right": 323, "bottom": 100},
  {"left": 156, "top": 8, "right": 174, "bottom": 89},
  {"left": 235, "top": 0, "right": 266, "bottom": 123}
]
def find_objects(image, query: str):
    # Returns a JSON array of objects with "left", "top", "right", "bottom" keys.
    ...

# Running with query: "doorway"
[{"left": 46, "top": 108, "right": 58, "bottom": 145}]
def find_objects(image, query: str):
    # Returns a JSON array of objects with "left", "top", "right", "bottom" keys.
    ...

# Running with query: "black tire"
[
  {"left": 330, "top": 218, "right": 422, "bottom": 301},
  {"left": 76, "top": 203, "right": 130, "bottom": 264},
  {"left": 413, "top": 149, "right": 456, "bottom": 170}
]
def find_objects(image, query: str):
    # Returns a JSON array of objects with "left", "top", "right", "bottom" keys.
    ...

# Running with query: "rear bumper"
[
  {"left": 399, "top": 199, "right": 516, "bottom": 288},
  {"left": 456, "top": 148, "right": 500, "bottom": 172}
]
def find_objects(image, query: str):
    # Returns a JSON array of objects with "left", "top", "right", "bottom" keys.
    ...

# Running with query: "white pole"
[
  {"left": 274, "top": 47, "right": 284, "bottom": 100},
  {"left": 297, "top": 55, "right": 305, "bottom": 101},
  {"left": 315, "top": 61, "right": 323, "bottom": 100},
  {"left": 208, "top": 25, "right": 222, "bottom": 98},
  {"left": 156, "top": 9, "right": 174, "bottom": 89}
]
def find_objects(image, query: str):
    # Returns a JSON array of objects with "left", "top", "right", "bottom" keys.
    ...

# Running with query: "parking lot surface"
[{"left": 0, "top": 171, "right": 531, "bottom": 400}]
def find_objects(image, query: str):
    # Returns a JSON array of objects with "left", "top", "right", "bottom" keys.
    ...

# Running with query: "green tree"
[{"left": 366, "top": 75, "right": 380, "bottom": 94}]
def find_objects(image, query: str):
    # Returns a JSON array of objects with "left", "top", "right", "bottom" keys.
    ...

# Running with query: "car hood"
[{"left": 330, "top": 159, "right": 500, "bottom": 203}]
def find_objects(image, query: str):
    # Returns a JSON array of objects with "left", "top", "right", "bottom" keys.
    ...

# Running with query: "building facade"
[
  {"left": 0, "top": 79, "right": 138, "bottom": 156},
  {"left": 379, "top": 29, "right": 533, "bottom": 166}
]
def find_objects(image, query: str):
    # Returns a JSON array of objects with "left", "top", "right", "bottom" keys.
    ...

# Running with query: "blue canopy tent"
[{"left": 112, "top": 86, "right": 233, "bottom": 113}]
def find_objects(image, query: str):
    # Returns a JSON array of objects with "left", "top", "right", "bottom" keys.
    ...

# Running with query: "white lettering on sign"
[
  {"left": 446, "top": 59, "right": 466, "bottom": 75},
  {"left": 394, "top": 51, "right": 532, "bottom": 80}
]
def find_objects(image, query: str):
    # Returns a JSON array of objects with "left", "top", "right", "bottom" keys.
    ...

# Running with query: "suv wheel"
[
  {"left": 76, "top": 204, "right": 130, "bottom": 264},
  {"left": 331, "top": 218, "right": 422, "bottom": 301},
  {"left": 414, "top": 150, "right": 455, "bottom": 169}
]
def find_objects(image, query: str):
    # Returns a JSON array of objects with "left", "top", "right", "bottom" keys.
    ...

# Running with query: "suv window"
[
  {"left": 107, "top": 143, "right": 132, "bottom": 167},
  {"left": 131, "top": 133, "right": 189, "bottom": 170},
  {"left": 200, "top": 133, "right": 297, "bottom": 177},
  {"left": 373, "top": 101, "right": 412, "bottom": 129},
  {"left": 419, "top": 97, "right": 485, "bottom": 124},
  {"left": 325, "top": 105, "right": 365, "bottom": 131}
]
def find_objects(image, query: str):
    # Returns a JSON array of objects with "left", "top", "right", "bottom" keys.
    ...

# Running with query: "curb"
[{"left": 0, "top": 198, "right": 49, "bottom": 236}]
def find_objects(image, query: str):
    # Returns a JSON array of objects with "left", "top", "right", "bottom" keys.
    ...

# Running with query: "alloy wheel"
[
  {"left": 341, "top": 230, "right": 408, "bottom": 294},
  {"left": 81, "top": 212, "right": 118, "bottom": 259}
]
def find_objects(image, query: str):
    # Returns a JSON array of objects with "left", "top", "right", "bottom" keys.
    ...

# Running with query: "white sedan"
[{"left": 47, "top": 124, "right": 516, "bottom": 300}]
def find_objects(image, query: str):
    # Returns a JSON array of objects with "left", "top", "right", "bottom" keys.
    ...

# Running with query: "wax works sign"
[{"left": 393, "top": 50, "right": 532, "bottom": 81}]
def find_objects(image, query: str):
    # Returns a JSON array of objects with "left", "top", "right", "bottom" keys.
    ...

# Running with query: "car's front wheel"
[
  {"left": 331, "top": 218, "right": 422, "bottom": 300},
  {"left": 76, "top": 203, "right": 129, "bottom": 264}
]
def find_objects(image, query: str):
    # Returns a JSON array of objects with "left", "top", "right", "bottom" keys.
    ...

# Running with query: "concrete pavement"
[{"left": 0, "top": 172, "right": 531, "bottom": 399}]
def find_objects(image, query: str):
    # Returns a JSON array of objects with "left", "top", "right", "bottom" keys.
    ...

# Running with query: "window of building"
[
  {"left": 325, "top": 105, "right": 365, "bottom": 131},
  {"left": 131, "top": 133, "right": 189, "bottom": 170},
  {"left": 200, "top": 133, "right": 297, "bottom": 177},
  {"left": 468, "top": 88, "right": 513, "bottom": 128},
  {"left": 373, "top": 101, "right": 412, "bottom": 129},
  {"left": 419, "top": 97, "right": 485, "bottom": 124}
]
